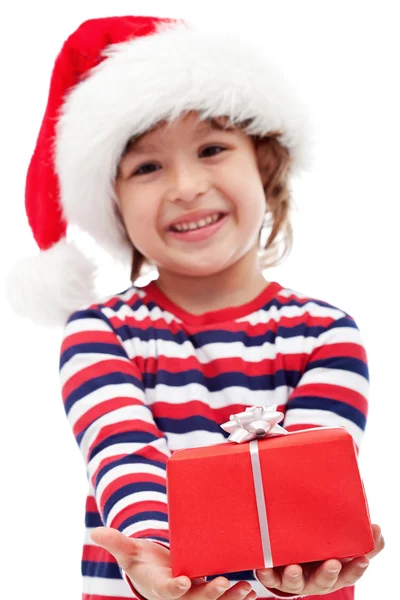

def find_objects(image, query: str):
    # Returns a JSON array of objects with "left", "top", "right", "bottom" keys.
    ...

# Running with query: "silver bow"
[{"left": 221, "top": 404, "right": 288, "bottom": 443}]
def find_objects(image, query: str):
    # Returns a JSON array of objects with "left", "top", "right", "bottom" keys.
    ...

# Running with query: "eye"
[
  {"left": 133, "top": 163, "right": 161, "bottom": 176},
  {"left": 200, "top": 145, "right": 226, "bottom": 158},
  {"left": 131, "top": 145, "right": 226, "bottom": 177}
]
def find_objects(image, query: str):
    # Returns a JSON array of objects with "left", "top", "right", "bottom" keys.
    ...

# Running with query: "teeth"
[{"left": 173, "top": 213, "right": 221, "bottom": 232}]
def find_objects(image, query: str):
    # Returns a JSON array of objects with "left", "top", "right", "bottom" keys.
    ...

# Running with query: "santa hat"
[{"left": 6, "top": 15, "right": 313, "bottom": 327}]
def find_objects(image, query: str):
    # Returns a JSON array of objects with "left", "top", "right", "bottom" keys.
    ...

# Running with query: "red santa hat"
[{"left": 6, "top": 15, "right": 313, "bottom": 326}]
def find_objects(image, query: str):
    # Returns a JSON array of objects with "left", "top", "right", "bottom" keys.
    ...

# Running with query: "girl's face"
[{"left": 115, "top": 112, "right": 267, "bottom": 279}]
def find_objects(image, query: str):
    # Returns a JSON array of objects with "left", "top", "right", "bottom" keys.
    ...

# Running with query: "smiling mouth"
[{"left": 168, "top": 212, "right": 226, "bottom": 233}]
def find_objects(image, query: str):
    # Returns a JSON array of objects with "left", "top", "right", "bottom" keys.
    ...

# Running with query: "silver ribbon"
[
  {"left": 221, "top": 405, "right": 288, "bottom": 568},
  {"left": 220, "top": 404, "right": 288, "bottom": 443}
]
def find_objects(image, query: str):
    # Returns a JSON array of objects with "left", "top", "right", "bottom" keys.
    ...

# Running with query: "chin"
[{"left": 171, "top": 259, "right": 234, "bottom": 278}]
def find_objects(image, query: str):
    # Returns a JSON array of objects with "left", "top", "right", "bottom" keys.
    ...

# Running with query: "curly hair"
[{"left": 115, "top": 116, "right": 294, "bottom": 282}]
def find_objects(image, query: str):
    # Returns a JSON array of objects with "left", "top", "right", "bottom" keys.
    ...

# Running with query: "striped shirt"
[{"left": 59, "top": 280, "right": 368, "bottom": 600}]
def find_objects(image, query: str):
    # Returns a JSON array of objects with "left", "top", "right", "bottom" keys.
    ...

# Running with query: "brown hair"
[{"left": 116, "top": 116, "right": 293, "bottom": 282}]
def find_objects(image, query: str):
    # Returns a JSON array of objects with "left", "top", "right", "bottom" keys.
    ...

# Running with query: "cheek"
[{"left": 236, "top": 180, "right": 266, "bottom": 226}]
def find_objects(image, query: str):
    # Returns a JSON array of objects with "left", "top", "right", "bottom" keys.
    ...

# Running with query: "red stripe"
[
  {"left": 136, "top": 354, "right": 310, "bottom": 377},
  {"left": 106, "top": 311, "right": 338, "bottom": 336},
  {"left": 150, "top": 402, "right": 287, "bottom": 426},
  {"left": 110, "top": 500, "right": 168, "bottom": 530},
  {"left": 86, "top": 496, "right": 99, "bottom": 513},
  {"left": 129, "top": 528, "right": 169, "bottom": 540},
  {"left": 61, "top": 330, "right": 119, "bottom": 353},
  {"left": 88, "top": 419, "right": 163, "bottom": 458},
  {"left": 92, "top": 447, "right": 168, "bottom": 490},
  {"left": 73, "top": 398, "right": 143, "bottom": 438},
  {"left": 62, "top": 359, "right": 141, "bottom": 403},
  {"left": 311, "top": 342, "right": 367, "bottom": 362},
  {"left": 290, "top": 382, "right": 368, "bottom": 414},
  {"left": 103, "top": 472, "right": 165, "bottom": 499},
  {"left": 101, "top": 473, "right": 166, "bottom": 511},
  {"left": 82, "top": 544, "right": 117, "bottom": 564}
]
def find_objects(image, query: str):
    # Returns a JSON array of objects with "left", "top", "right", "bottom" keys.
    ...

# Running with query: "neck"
[{"left": 155, "top": 247, "right": 269, "bottom": 315}]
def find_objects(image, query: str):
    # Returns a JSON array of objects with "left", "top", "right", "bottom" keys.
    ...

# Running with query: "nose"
[{"left": 164, "top": 157, "right": 210, "bottom": 204}]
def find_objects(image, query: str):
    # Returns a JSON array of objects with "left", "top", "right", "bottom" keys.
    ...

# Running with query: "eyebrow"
[{"left": 122, "top": 118, "right": 233, "bottom": 157}]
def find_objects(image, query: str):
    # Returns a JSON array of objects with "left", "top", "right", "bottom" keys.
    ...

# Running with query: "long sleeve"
[
  {"left": 282, "top": 313, "right": 369, "bottom": 450},
  {"left": 59, "top": 306, "right": 170, "bottom": 546},
  {"left": 257, "top": 313, "right": 368, "bottom": 599}
]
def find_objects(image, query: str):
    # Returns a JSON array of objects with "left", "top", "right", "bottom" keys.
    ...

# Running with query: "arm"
[
  {"left": 60, "top": 306, "right": 170, "bottom": 590},
  {"left": 257, "top": 313, "right": 374, "bottom": 597},
  {"left": 283, "top": 313, "right": 368, "bottom": 449}
]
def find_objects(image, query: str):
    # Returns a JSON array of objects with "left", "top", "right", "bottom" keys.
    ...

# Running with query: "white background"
[{"left": 1, "top": 1, "right": 398, "bottom": 598}]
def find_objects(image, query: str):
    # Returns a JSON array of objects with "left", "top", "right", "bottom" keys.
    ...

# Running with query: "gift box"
[{"left": 167, "top": 406, "right": 374, "bottom": 578}]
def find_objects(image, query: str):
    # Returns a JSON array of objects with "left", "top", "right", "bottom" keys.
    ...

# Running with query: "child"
[{"left": 7, "top": 14, "right": 384, "bottom": 600}]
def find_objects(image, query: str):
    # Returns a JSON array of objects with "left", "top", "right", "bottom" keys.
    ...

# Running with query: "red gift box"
[{"left": 167, "top": 426, "right": 374, "bottom": 578}]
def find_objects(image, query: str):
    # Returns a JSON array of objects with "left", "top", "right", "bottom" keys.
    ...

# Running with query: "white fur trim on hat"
[
  {"left": 56, "top": 21, "right": 314, "bottom": 265},
  {"left": 5, "top": 239, "right": 97, "bottom": 327}
]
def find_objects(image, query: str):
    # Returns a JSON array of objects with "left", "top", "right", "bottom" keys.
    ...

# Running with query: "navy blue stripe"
[
  {"left": 118, "top": 512, "right": 168, "bottom": 532},
  {"left": 64, "top": 372, "right": 144, "bottom": 416},
  {"left": 207, "top": 571, "right": 255, "bottom": 581},
  {"left": 112, "top": 323, "right": 335, "bottom": 347},
  {"left": 82, "top": 560, "right": 121, "bottom": 578},
  {"left": 307, "top": 357, "right": 369, "bottom": 380},
  {"left": 103, "top": 482, "right": 167, "bottom": 518},
  {"left": 89, "top": 431, "right": 158, "bottom": 461},
  {"left": 329, "top": 316, "right": 358, "bottom": 330},
  {"left": 287, "top": 396, "right": 366, "bottom": 430},
  {"left": 143, "top": 369, "right": 298, "bottom": 391},
  {"left": 154, "top": 415, "right": 227, "bottom": 435},
  {"left": 96, "top": 455, "right": 167, "bottom": 483},
  {"left": 60, "top": 342, "right": 126, "bottom": 369},
  {"left": 85, "top": 511, "right": 103, "bottom": 528}
]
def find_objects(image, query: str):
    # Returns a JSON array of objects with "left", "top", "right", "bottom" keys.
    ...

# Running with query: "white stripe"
[
  {"left": 284, "top": 408, "right": 363, "bottom": 446},
  {"left": 118, "top": 330, "right": 350, "bottom": 363},
  {"left": 87, "top": 439, "right": 169, "bottom": 481},
  {"left": 315, "top": 325, "right": 364, "bottom": 347},
  {"left": 80, "top": 405, "right": 153, "bottom": 462},
  {"left": 60, "top": 352, "right": 137, "bottom": 384},
  {"left": 103, "top": 302, "right": 180, "bottom": 324},
  {"left": 63, "top": 316, "right": 112, "bottom": 336},
  {"left": 297, "top": 366, "right": 369, "bottom": 396},
  {"left": 66, "top": 383, "right": 146, "bottom": 425},
  {"left": 238, "top": 300, "right": 345, "bottom": 325},
  {"left": 96, "top": 462, "right": 167, "bottom": 500},
  {"left": 145, "top": 384, "right": 293, "bottom": 408},
  {"left": 83, "top": 575, "right": 133, "bottom": 597},
  {"left": 165, "top": 429, "right": 227, "bottom": 450},
  {"left": 84, "top": 526, "right": 97, "bottom": 546},
  {"left": 106, "top": 491, "right": 167, "bottom": 526},
  {"left": 123, "top": 520, "right": 169, "bottom": 537},
  {"left": 114, "top": 329, "right": 323, "bottom": 363}
]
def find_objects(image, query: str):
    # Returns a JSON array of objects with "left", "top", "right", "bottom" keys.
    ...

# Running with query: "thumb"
[{"left": 91, "top": 526, "right": 139, "bottom": 572}]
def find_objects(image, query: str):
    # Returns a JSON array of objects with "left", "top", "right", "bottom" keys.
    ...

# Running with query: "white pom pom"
[{"left": 5, "top": 238, "right": 98, "bottom": 327}]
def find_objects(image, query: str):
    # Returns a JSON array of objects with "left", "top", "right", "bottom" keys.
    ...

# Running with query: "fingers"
[
  {"left": 257, "top": 560, "right": 343, "bottom": 596},
  {"left": 331, "top": 556, "right": 370, "bottom": 589},
  {"left": 188, "top": 578, "right": 256, "bottom": 600},
  {"left": 367, "top": 524, "right": 385, "bottom": 559},
  {"left": 90, "top": 527, "right": 140, "bottom": 571},
  {"left": 255, "top": 567, "right": 281, "bottom": 591},
  {"left": 306, "top": 559, "right": 342, "bottom": 593},
  {"left": 279, "top": 564, "right": 306, "bottom": 595}
]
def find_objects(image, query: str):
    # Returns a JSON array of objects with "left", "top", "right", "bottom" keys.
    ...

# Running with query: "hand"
[
  {"left": 255, "top": 524, "right": 384, "bottom": 597},
  {"left": 91, "top": 526, "right": 257, "bottom": 600}
]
